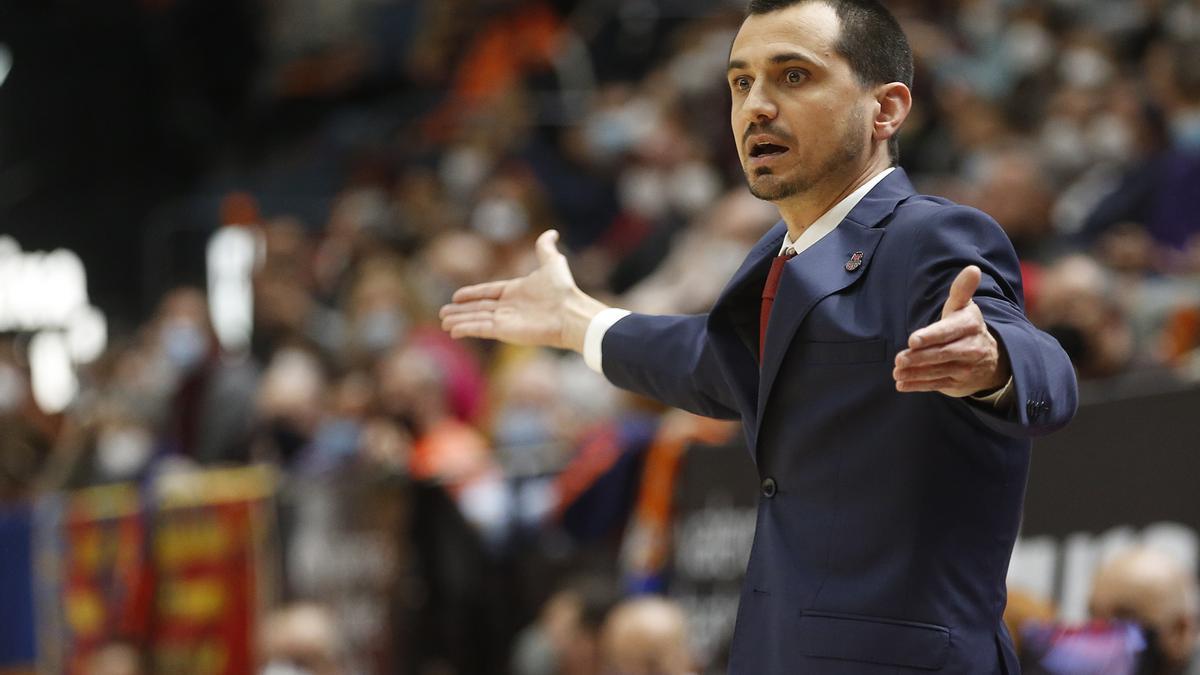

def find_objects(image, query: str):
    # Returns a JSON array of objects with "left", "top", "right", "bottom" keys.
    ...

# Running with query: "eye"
[
  {"left": 785, "top": 69, "right": 807, "bottom": 84},
  {"left": 732, "top": 75, "right": 751, "bottom": 92}
]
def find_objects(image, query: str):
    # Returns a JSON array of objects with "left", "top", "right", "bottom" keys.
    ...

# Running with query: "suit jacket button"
[{"left": 761, "top": 477, "right": 777, "bottom": 498}]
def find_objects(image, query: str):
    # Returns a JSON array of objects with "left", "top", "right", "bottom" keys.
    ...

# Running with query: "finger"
[
  {"left": 441, "top": 311, "right": 496, "bottom": 332},
  {"left": 894, "top": 362, "right": 970, "bottom": 382},
  {"left": 447, "top": 319, "right": 496, "bottom": 340},
  {"left": 895, "top": 340, "right": 985, "bottom": 368},
  {"left": 908, "top": 309, "right": 978, "bottom": 349},
  {"left": 439, "top": 299, "right": 498, "bottom": 319},
  {"left": 535, "top": 229, "right": 562, "bottom": 267},
  {"left": 940, "top": 265, "right": 981, "bottom": 319},
  {"left": 452, "top": 281, "right": 508, "bottom": 303},
  {"left": 895, "top": 377, "right": 957, "bottom": 393}
]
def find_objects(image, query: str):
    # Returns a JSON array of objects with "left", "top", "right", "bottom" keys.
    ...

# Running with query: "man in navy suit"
[{"left": 441, "top": 0, "right": 1078, "bottom": 671}]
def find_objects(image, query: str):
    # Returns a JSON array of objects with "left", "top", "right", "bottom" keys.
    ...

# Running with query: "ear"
[{"left": 873, "top": 82, "right": 912, "bottom": 145}]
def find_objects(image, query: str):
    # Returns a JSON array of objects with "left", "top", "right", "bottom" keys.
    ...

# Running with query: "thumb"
[
  {"left": 941, "top": 265, "right": 981, "bottom": 318},
  {"left": 535, "top": 229, "right": 563, "bottom": 267}
]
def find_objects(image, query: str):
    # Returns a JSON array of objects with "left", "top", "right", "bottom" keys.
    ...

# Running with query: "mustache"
[{"left": 742, "top": 122, "right": 795, "bottom": 145}]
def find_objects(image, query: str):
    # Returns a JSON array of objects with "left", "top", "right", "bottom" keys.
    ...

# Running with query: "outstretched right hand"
[{"left": 438, "top": 230, "right": 609, "bottom": 353}]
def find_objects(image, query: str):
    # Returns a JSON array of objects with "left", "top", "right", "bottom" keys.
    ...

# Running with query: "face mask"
[
  {"left": 354, "top": 309, "right": 406, "bottom": 354},
  {"left": 161, "top": 320, "right": 209, "bottom": 372},
  {"left": 618, "top": 167, "right": 668, "bottom": 220},
  {"left": 1058, "top": 47, "right": 1114, "bottom": 89},
  {"left": 1004, "top": 21, "right": 1054, "bottom": 75},
  {"left": 96, "top": 427, "right": 153, "bottom": 478},
  {"left": 668, "top": 161, "right": 721, "bottom": 216},
  {"left": 1169, "top": 110, "right": 1200, "bottom": 151},
  {"left": 439, "top": 145, "right": 491, "bottom": 201},
  {"left": 259, "top": 662, "right": 314, "bottom": 675},
  {"left": 584, "top": 111, "right": 637, "bottom": 162},
  {"left": 1041, "top": 118, "right": 1089, "bottom": 171},
  {"left": 494, "top": 406, "right": 553, "bottom": 451},
  {"left": 312, "top": 418, "right": 361, "bottom": 462},
  {"left": 471, "top": 197, "right": 529, "bottom": 243},
  {"left": 1087, "top": 113, "right": 1135, "bottom": 163}
]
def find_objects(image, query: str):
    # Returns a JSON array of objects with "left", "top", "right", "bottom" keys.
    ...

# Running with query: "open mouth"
[{"left": 750, "top": 142, "right": 789, "bottom": 158}]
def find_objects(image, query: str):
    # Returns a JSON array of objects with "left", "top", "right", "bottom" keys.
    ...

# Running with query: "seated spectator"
[
  {"left": 1082, "top": 39, "right": 1200, "bottom": 273},
  {"left": 1031, "top": 255, "right": 1134, "bottom": 378},
  {"left": 512, "top": 576, "right": 621, "bottom": 675},
  {"left": 1089, "top": 546, "right": 1200, "bottom": 674}
]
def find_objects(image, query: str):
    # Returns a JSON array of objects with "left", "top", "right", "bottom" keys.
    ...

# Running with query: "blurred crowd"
[{"left": 2, "top": 0, "right": 1200, "bottom": 673}]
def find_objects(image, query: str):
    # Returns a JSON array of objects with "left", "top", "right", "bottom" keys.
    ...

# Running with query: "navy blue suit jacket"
[{"left": 601, "top": 169, "right": 1078, "bottom": 673}]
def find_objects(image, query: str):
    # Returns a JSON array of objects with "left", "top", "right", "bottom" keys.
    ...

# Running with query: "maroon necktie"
[{"left": 760, "top": 248, "right": 797, "bottom": 362}]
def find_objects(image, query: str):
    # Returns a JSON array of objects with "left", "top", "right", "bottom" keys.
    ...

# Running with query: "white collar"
[{"left": 780, "top": 167, "right": 895, "bottom": 255}]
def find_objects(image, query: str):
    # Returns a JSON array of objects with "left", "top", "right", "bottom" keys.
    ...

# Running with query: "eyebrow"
[{"left": 727, "top": 51, "right": 825, "bottom": 72}]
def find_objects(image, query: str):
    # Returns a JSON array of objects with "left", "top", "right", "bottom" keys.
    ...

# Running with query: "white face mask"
[
  {"left": 1004, "top": 21, "right": 1054, "bottom": 75},
  {"left": 618, "top": 167, "right": 668, "bottom": 220},
  {"left": 160, "top": 319, "right": 210, "bottom": 372},
  {"left": 470, "top": 197, "right": 529, "bottom": 243},
  {"left": 96, "top": 427, "right": 153, "bottom": 478},
  {"left": 259, "top": 662, "right": 314, "bottom": 675},
  {"left": 439, "top": 145, "right": 491, "bottom": 200},
  {"left": 1058, "top": 47, "right": 1114, "bottom": 89},
  {"left": 668, "top": 161, "right": 722, "bottom": 217}
]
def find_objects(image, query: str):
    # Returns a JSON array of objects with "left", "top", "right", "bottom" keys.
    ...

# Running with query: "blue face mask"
[
  {"left": 161, "top": 322, "right": 209, "bottom": 372},
  {"left": 355, "top": 309, "right": 406, "bottom": 354},
  {"left": 494, "top": 406, "right": 553, "bottom": 452},
  {"left": 1170, "top": 110, "right": 1200, "bottom": 151}
]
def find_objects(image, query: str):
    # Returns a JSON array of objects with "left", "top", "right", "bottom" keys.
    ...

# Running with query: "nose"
[{"left": 741, "top": 80, "right": 777, "bottom": 123}]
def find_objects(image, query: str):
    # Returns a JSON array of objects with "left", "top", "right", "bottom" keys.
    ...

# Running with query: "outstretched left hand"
[{"left": 893, "top": 265, "right": 1011, "bottom": 398}]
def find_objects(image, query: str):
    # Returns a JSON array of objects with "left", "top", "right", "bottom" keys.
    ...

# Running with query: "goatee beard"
[{"left": 744, "top": 108, "right": 867, "bottom": 202}]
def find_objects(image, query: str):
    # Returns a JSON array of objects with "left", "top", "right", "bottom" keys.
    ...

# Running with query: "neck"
[{"left": 775, "top": 155, "right": 891, "bottom": 241}]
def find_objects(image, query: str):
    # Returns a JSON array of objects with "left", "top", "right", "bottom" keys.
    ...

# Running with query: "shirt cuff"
[
  {"left": 969, "top": 376, "right": 1015, "bottom": 410},
  {"left": 583, "top": 308, "right": 631, "bottom": 374}
]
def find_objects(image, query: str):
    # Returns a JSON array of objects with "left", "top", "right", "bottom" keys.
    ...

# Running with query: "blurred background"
[{"left": 0, "top": 0, "right": 1199, "bottom": 673}]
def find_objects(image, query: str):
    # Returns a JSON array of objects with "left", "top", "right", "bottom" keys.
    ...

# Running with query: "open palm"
[{"left": 439, "top": 230, "right": 603, "bottom": 351}]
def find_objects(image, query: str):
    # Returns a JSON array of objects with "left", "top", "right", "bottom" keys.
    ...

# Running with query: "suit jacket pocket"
[
  {"left": 796, "top": 610, "right": 950, "bottom": 670},
  {"left": 793, "top": 339, "right": 887, "bottom": 365}
]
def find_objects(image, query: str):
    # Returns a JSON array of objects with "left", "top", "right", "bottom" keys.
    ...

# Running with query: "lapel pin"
[{"left": 845, "top": 251, "right": 864, "bottom": 272}]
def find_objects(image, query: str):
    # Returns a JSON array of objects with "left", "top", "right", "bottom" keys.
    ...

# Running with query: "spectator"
[
  {"left": 512, "top": 576, "right": 621, "bottom": 675},
  {"left": 600, "top": 596, "right": 694, "bottom": 675},
  {"left": 1082, "top": 39, "right": 1200, "bottom": 272},
  {"left": 1089, "top": 547, "right": 1200, "bottom": 674}
]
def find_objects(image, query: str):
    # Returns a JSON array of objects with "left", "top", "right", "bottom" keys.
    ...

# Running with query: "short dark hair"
[{"left": 746, "top": 0, "right": 914, "bottom": 164}]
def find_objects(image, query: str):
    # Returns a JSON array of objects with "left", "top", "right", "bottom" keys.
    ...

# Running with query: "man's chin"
[{"left": 747, "top": 175, "right": 802, "bottom": 202}]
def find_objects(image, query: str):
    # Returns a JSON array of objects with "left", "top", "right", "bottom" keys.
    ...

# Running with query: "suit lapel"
[
  {"left": 753, "top": 222, "right": 884, "bottom": 431},
  {"left": 706, "top": 223, "right": 787, "bottom": 440},
  {"left": 752, "top": 169, "right": 918, "bottom": 446}
]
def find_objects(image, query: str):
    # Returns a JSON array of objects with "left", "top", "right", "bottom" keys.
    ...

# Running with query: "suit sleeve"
[
  {"left": 600, "top": 313, "right": 741, "bottom": 420},
  {"left": 903, "top": 204, "right": 1078, "bottom": 437}
]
